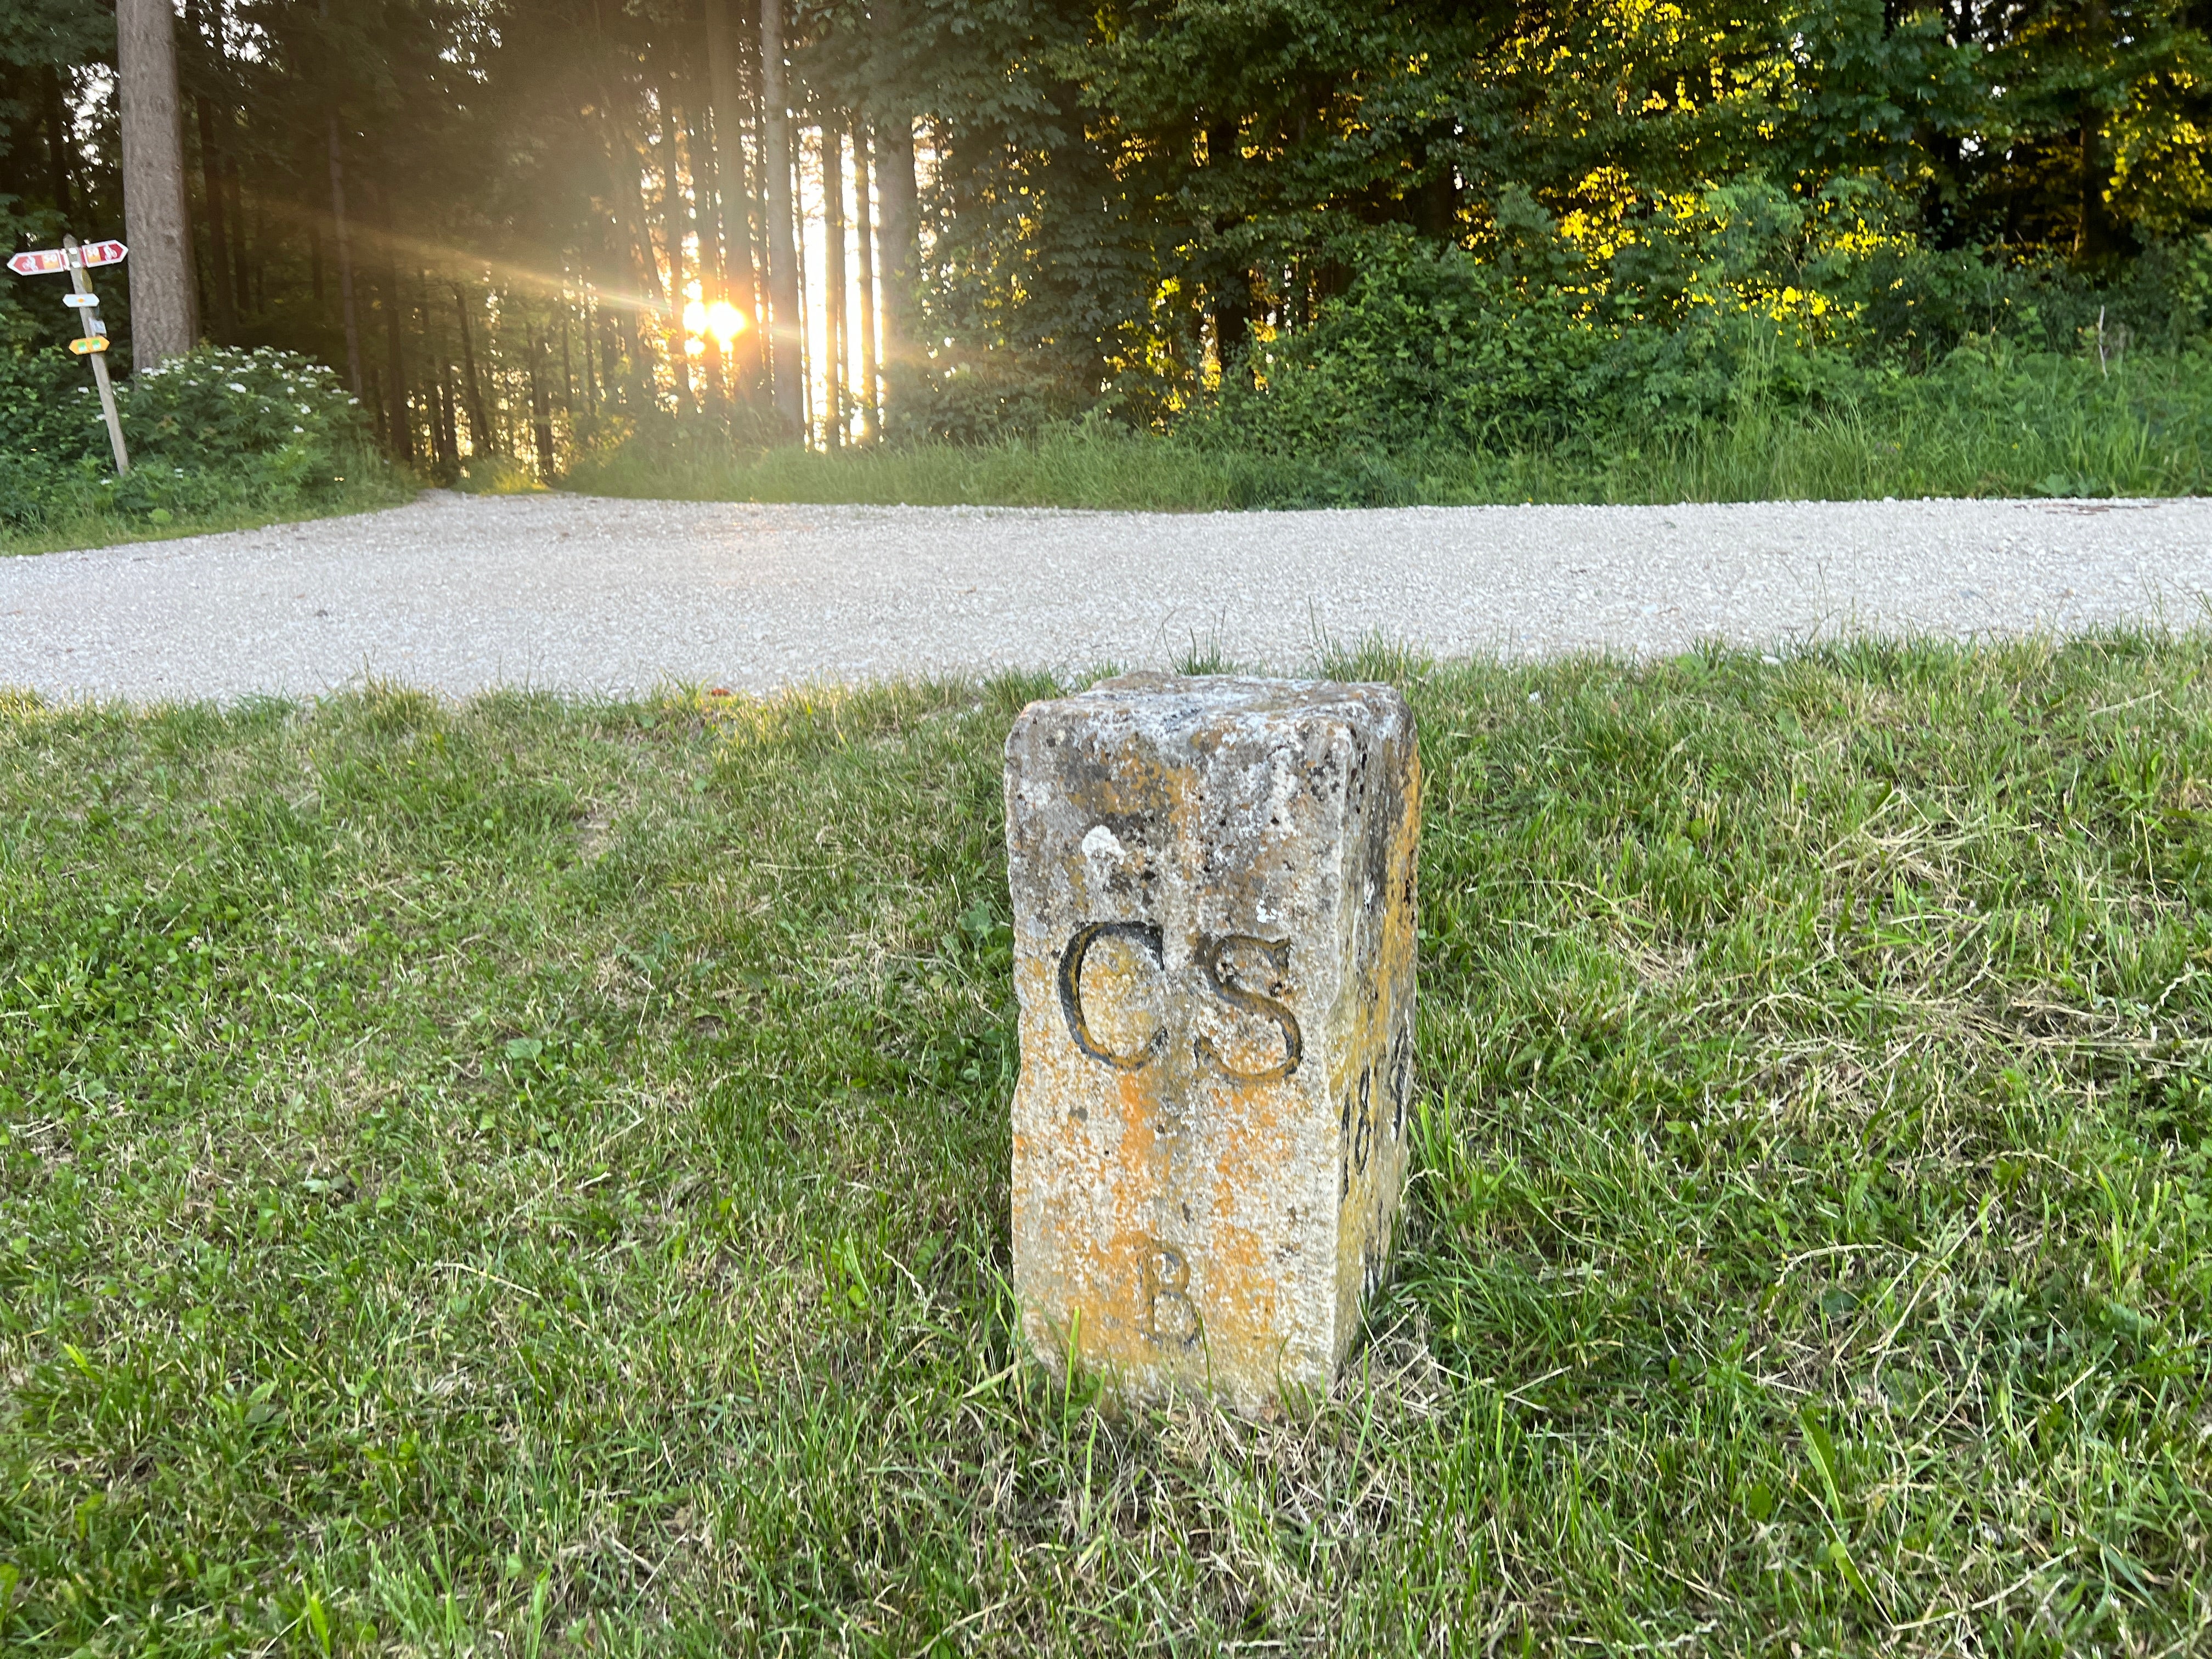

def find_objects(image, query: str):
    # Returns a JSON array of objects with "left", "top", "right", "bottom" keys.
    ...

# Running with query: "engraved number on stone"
[
  {"left": 1194, "top": 934, "right": 1302, "bottom": 1082},
  {"left": 1057, "top": 921, "right": 1167, "bottom": 1071},
  {"left": 1340, "top": 1064, "right": 1374, "bottom": 1200},
  {"left": 1389, "top": 1026, "right": 1412, "bottom": 1143},
  {"left": 1353, "top": 1065, "right": 1374, "bottom": 1173},
  {"left": 1143, "top": 1241, "right": 1202, "bottom": 1347}
]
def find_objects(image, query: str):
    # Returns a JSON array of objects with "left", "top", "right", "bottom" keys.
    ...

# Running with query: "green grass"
[
  {"left": 3, "top": 637, "right": 2211, "bottom": 1653},
  {"left": 563, "top": 348, "right": 2212, "bottom": 511},
  {"left": 0, "top": 473, "right": 419, "bottom": 558}
]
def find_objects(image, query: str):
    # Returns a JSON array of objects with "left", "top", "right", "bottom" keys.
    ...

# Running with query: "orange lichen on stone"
[{"left": 1004, "top": 673, "right": 1419, "bottom": 1414}]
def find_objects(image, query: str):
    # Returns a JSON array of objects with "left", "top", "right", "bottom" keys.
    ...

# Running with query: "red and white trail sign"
[{"left": 8, "top": 240, "right": 127, "bottom": 276}]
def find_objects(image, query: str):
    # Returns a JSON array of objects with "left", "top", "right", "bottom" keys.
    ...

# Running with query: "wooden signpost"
[{"left": 8, "top": 235, "right": 131, "bottom": 473}]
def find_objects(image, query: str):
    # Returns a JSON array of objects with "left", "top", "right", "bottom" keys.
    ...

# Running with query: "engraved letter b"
[{"left": 1143, "top": 1242, "right": 1201, "bottom": 1346}]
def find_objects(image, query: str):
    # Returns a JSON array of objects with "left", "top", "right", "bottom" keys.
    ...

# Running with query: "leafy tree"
[{"left": 2, "top": 0, "right": 2206, "bottom": 456}]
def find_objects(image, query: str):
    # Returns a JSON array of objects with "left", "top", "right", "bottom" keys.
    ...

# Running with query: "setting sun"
[{"left": 683, "top": 298, "right": 748, "bottom": 344}]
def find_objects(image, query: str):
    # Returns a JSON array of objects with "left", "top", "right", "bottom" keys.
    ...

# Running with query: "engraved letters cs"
[{"left": 1057, "top": 921, "right": 1302, "bottom": 1081}]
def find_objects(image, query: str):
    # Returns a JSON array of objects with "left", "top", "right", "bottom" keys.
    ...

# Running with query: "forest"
[{"left": 2, "top": 0, "right": 2210, "bottom": 518}]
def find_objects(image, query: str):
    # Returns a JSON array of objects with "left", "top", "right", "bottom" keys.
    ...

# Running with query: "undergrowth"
[
  {"left": 0, "top": 345, "right": 406, "bottom": 554},
  {"left": 564, "top": 344, "right": 2211, "bottom": 511}
]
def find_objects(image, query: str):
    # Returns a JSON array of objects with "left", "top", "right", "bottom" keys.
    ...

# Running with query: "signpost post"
[{"left": 7, "top": 235, "right": 131, "bottom": 473}]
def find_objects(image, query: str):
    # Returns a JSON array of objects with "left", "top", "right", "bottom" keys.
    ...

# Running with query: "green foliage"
[
  {"left": 0, "top": 343, "right": 386, "bottom": 537},
  {"left": 125, "top": 346, "right": 366, "bottom": 476},
  {"left": 0, "top": 0, "right": 117, "bottom": 347},
  {"left": 4, "top": 641, "right": 2212, "bottom": 1649},
  {"left": 1172, "top": 209, "right": 2212, "bottom": 477},
  {"left": 878, "top": 0, "right": 2212, "bottom": 433},
  {"left": 18, "top": 0, "right": 2212, "bottom": 462},
  {"left": 569, "top": 336, "right": 2212, "bottom": 509}
]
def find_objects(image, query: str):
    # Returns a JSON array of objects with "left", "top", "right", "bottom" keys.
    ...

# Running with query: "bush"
[
  {"left": 1195, "top": 202, "right": 2212, "bottom": 467},
  {"left": 0, "top": 342, "right": 383, "bottom": 532}
]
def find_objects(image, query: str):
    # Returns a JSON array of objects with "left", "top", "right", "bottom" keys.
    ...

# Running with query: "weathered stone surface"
[{"left": 1004, "top": 673, "right": 1419, "bottom": 1413}]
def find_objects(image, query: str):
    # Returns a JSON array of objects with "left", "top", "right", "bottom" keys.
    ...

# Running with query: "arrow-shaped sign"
[{"left": 8, "top": 240, "right": 127, "bottom": 276}]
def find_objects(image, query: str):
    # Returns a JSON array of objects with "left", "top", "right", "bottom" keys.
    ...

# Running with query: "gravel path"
[{"left": 5, "top": 491, "right": 2211, "bottom": 701}]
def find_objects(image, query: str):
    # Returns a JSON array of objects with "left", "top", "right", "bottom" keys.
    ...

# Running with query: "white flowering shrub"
[
  {"left": 123, "top": 345, "right": 371, "bottom": 480},
  {"left": 0, "top": 342, "right": 380, "bottom": 529}
]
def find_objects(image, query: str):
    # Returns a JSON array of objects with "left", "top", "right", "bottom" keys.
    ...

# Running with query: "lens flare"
[
  {"left": 707, "top": 300, "right": 746, "bottom": 341},
  {"left": 681, "top": 298, "right": 708, "bottom": 335}
]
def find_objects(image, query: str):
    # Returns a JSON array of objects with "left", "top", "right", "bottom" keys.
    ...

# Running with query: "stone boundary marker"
[{"left": 1005, "top": 673, "right": 1419, "bottom": 1413}]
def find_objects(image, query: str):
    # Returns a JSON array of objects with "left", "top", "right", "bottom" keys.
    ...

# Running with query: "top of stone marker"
[{"left": 1036, "top": 672, "right": 1410, "bottom": 733}]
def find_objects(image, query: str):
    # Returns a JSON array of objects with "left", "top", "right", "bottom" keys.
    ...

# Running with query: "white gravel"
[{"left": 4, "top": 490, "right": 2210, "bottom": 702}]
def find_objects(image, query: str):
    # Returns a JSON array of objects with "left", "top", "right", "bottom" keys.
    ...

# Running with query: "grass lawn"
[
  {"left": 3, "top": 639, "right": 2209, "bottom": 1654},
  {"left": 0, "top": 477, "right": 417, "bottom": 560}
]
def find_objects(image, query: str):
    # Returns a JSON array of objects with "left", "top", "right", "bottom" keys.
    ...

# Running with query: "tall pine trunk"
[
  {"left": 224, "top": 145, "right": 248, "bottom": 314},
  {"left": 326, "top": 115, "right": 362, "bottom": 393},
  {"left": 376, "top": 184, "right": 411, "bottom": 461},
  {"left": 873, "top": 109, "right": 918, "bottom": 435},
  {"left": 853, "top": 115, "right": 878, "bottom": 442},
  {"left": 658, "top": 89, "right": 695, "bottom": 415},
  {"left": 454, "top": 283, "right": 493, "bottom": 453},
  {"left": 528, "top": 321, "right": 556, "bottom": 475},
  {"left": 608, "top": 115, "right": 664, "bottom": 408},
  {"left": 117, "top": 0, "right": 200, "bottom": 369},
  {"left": 580, "top": 290, "right": 597, "bottom": 415},
  {"left": 1205, "top": 121, "right": 1251, "bottom": 385},
  {"left": 436, "top": 358, "right": 459, "bottom": 474},
  {"left": 42, "top": 64, "right": 75, "bottom": 217},
  {"left": 705, "top": 0, "right": 764, "bottom": 398},
  {"left": 688, "top": 100, "right": 725, "bottom": 410},
  {"left": 823, "top": 124, "right": 848, "bottom": 447},
  {"left": 187, "top": 0, "right": 236, "bottom": 342},
  {"left": 791, "top": 137, "right": 812, "bottom": 437},
  {"left": 193, "top": 94, "right": 235, "bottom": 340},
  {"left": 758, "top": 0, "right": 803, "bottom": 435}
]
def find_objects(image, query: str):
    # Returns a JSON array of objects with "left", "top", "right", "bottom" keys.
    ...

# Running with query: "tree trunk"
[
  {"left": 659, "top": 89, "right": 695, "bottom": 414},
  {"left": 117, "top": 0, "right": 200, "bottom": 370},
  {"left": 224, "top": 145, "right": 249, "bottom": 314},
  {"left": 823, "top": 123, "right": 848, "bottom": 447},
  {"left": 758, "top": 0, "right": 803, "bottom": 435},
  {"left": 454, "top": 283, "right": 494, "bottom": 453},
  {"left": 853, "top": 115, "right": 878, "bottom": 442},
  {"left": 561, "top": 301, "right": 575, "bottom": 412},
  {"left": 377, "top": 189, "right": 411, "bottom": 462},
  {"left": 42, "top": 64, "right": 74, "bottom": 219},
  {"left": 327, "top": 115, "right": 362, "bottom": 393},
  {"left": 705, "top": 0, "right": 764, "bottom": 397},
  {"left": 581, "top": 291, "right": 597, "bottom": 415},
  {"left": 194, "top": 93, "right": 236, "bottom": 340},
  {"left": 608, "top": 287, "right": 642, "bottom": 410},
  {"left": 791, "top": 137, "right": 812, "bottom": 438},
  {"left": 436, "top": 358, "right": 459, "bottom": 474},
  {"left": 874, "top": 110, "right": 919, "bottom": 433},
  {"left": 529, "top": 323, "right": 556, "bottom": 475},
  {"left": 187, "top": 0, "right": 235, "bottom": 340},
  {"left": 1205, "top": 121, "right": 1251, "bottom": 385},
  {"left": 604, "top": 111, "right": 664, "bottom": 408},
  {"left": 2075, "top": 121, "right": 2114, "bottom": 262},
  {"left": 688, "top": 100, "right": 725, "bottom": 409}
]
